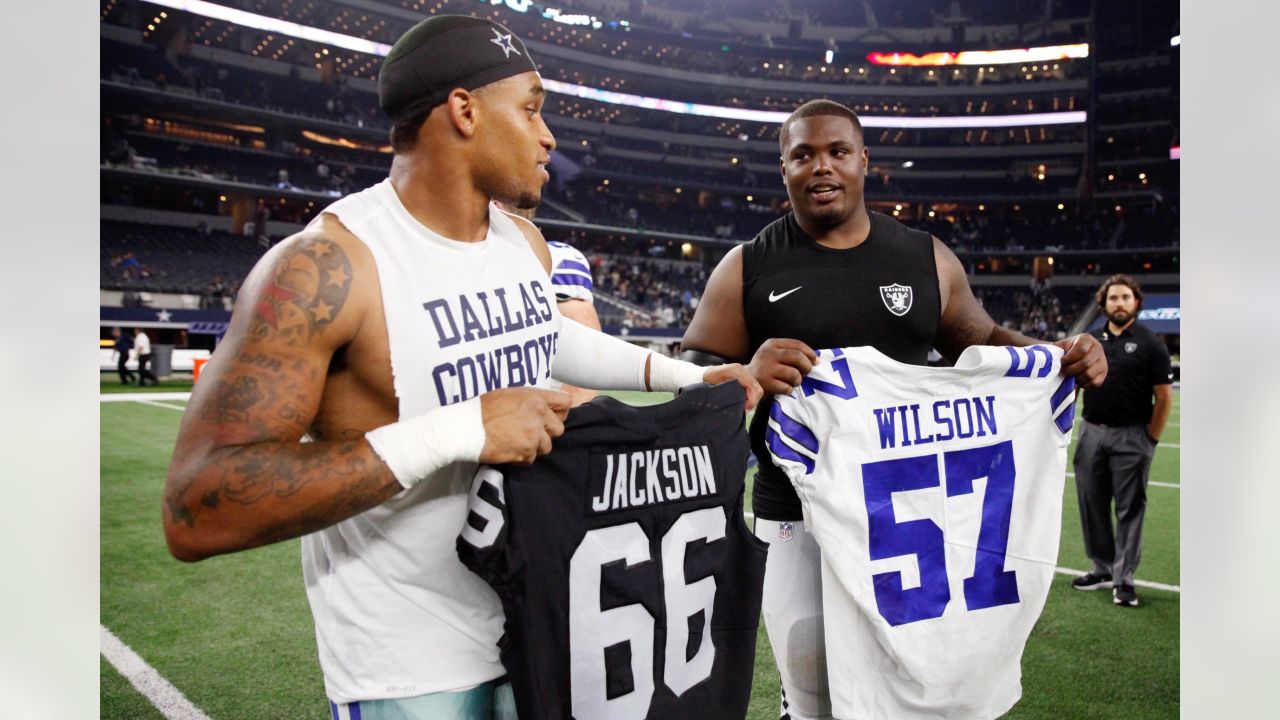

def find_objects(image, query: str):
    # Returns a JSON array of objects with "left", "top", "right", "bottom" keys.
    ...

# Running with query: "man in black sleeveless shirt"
[{"left": 680, "top": 99, "right": 1108, "bottom": 719}]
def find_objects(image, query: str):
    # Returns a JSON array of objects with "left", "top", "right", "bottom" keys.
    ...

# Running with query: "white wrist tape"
[
  {"left": 365, "top": 397, "right": 486, "bottom": 490},
  {"left": 646, "top": 352, "right": 708, "bottom": 393}
]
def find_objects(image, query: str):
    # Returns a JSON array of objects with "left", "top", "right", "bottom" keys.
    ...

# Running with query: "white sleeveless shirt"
[{"left": 300, "top": 179, "right": 562, "bottom": 703}]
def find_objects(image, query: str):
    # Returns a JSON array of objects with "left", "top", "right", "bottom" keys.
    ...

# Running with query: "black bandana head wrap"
[{"left": 379, "top": 15, "right": 537, "bottom": 123}]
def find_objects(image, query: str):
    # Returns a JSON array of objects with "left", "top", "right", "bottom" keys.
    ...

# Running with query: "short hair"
[
  {"left": 779, "top": 99, "right": 865, "bottom": 155},
  {"left": 390, "top": 107, "right": 431, "bottom": 154},
  {"left": 1095, "top": 273, "right": 1145, "bottom": 310}
]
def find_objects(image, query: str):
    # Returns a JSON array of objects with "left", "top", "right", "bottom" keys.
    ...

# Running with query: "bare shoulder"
[
  {"left": 706, "top": 244, "right": 745, "bottom": 289},
  {"left": 681, "top": 245, "right": 748, "bottom": 358},
  {"left": 931, "top": 235, "right": 966, "bottom": 292},
  {"left": 501, "top": 208, "right": 552, "bottom": 273},
  {"left": 231, "top": 215, "right": 373, "bottom": 350}
]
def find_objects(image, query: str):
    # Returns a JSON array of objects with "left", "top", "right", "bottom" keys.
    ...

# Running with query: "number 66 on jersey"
[{"left": 458, "top": 382, "right": 767, "bottom": 720}]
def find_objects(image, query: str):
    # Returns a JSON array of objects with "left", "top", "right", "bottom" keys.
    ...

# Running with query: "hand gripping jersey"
[
  {"left": 458, "top": 382, "right": 767, "bottom": 720},
  {"left": 765, "top": 345, "right": 1075, "bottom": 720}
]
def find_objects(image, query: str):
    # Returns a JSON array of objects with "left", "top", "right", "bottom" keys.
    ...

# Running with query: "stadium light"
[
  {"left": 139, "top": 0, "right": 1089, "bottom": 130},
  {"left": 867, "top": 43, "right": 1088, "bottom": 67},
  {"left": 825, "top": 49, "right": 834, "bottom": 64},
  {"left": 541, "top": 79, "right": 1087, "bottom": 128},
  {"left": 140, "top": 0, "right": 392, "bottom": 55}
]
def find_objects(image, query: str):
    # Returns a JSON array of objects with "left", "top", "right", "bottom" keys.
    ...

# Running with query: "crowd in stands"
[
  {"left": 102, "top": 221, "right": 261, "bottom": 299},
  {"left": 102, "top": 207, "right": 1168, "bottom": 338},
  {"left": 374, "top": 0, "right": 1091, "bottom": 78},
  {"left": 976, "top": 282, "right": 1090, "bottom": 340},
  {"left": 104, "top": 32, "right": 1086, "bottom": 158},
  {"left": 103, "top": 0, "right": 1088, "bottom": 121},
  {"left": 101, "top": 120, "right": 384, "bottom": 199},
  {"left": 100, "top": 0, "right": 1167, "bottom": 342}
]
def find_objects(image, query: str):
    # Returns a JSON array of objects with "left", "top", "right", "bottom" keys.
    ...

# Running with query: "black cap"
[{"left": 378, "top": 15, "right": 537, "bottom": 124}]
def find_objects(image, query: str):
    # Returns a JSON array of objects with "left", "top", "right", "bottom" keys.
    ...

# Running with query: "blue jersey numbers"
[{"left": 862, "top": 440, "right": 1020, "bottom": 626}]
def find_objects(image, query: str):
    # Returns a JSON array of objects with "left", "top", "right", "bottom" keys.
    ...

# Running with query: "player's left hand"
[
  {"left": 702, "top": 364, "right": 763, "bottom": 411},
  {"left": 1053, "top": 333, "right": 1107, "bottom": 388}
]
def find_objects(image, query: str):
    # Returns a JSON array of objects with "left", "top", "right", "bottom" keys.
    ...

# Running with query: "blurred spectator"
[
  {"left": 133, "top": 328, "right": 159, "bottom": 386},
  {"left": 111, "top": 328, "right": 136, "bottom": 385}
]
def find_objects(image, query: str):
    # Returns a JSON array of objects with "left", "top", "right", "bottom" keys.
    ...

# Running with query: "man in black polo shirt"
[{"left": 1072, "top": 274, "right": 1174, "bottom": 607}]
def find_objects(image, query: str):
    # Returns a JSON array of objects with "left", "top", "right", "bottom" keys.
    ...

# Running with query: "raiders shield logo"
[
  {"left": 1125, "top": 342, "right": 1138, "bottom": 353},
  {"left": 879, "top": 283, "right": 913, "bottom": 316}
]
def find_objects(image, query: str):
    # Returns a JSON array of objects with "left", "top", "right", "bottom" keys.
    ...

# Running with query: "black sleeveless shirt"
[{"left": 743, "top": 211, "right": 941, "bottom": 520}]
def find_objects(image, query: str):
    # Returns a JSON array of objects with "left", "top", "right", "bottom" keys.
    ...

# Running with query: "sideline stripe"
[
  {"left": 739, "top": 512, "right": 1181, "bottom": 594},
  {"left": 101, "top": 625, "right": 211, "bottom": 720},
  {"left": 101, "top": 392, "right": 193, "bottom": 403},
  {"left": 135, "top": 399, "right": 188, "bottom": 412},
  {"left": 1052, "top": 567, "right": 1181, "bottom": 593}
]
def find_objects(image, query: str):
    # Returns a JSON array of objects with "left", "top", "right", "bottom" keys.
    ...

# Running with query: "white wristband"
[
  {"left": 646, "top": 353, "right": 707, "bottom": 393},
  {"left": 365, "top": 397, "right": 486, "bottom": 490}
]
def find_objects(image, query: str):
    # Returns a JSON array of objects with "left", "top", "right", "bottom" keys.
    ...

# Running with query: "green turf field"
[{"left": 101, "top": 388, "right": 1179, "bottom": 719}]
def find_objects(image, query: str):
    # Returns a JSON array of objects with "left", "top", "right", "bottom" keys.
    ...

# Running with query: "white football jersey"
[
  {"left": 547, "top": 240, "right": 594, "bottom": 302},
  {"left": 766, "top": 344, "right": 1075, "bottom": 720}
]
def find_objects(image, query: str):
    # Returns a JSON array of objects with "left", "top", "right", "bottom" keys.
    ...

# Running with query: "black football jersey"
[
  {"left": 742, "top": 211, "right": 942, "bottom": 521},
  {"left": 457, "top": 382, "right": 767, "bottom": 720}
]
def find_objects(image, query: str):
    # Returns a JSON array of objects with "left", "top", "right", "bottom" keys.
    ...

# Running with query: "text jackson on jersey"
[{"left": 589, "top": 445, "right": 719, "bottom": 513}]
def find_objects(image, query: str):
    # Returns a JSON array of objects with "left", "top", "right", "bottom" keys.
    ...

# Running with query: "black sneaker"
[
  {"left": 1071, "top": 572, "right": 1113, "bottom": 591},
  {"left": 1113, "top": 584, "right": 1140, "bottom": 607}
]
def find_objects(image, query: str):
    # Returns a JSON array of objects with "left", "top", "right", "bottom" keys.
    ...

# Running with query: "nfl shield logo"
[
  {"left": 1125, "top": 342, "right": 1138, "bottom": 353},
  {"left": 778, "top": 522, "right": 794, "bottom": 542},
  {"left": 880, "top": 284, "right": 913, "bottom": 317}
]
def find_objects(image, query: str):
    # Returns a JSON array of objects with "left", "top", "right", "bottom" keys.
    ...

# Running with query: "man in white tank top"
[{"left": 161, "top": 15, "right": 760, "bottom": 720}]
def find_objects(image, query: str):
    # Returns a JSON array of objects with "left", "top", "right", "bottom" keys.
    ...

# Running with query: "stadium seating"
[{"left": 100, "top": 0, "right": 1177, "bottom": 342}]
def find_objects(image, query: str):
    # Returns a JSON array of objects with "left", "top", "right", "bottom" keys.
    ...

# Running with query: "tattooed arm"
[
  {"left": 933, "top": 237, "right": 1107, "bottom": 387},
  {"left": 162, "top": 224, "right": 402, "bottom": 562}
]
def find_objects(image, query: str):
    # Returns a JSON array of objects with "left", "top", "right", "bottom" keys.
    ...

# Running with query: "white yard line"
[
  {"left": 101, "top": 625, "right": 211, "bottom": 720},
  {"left": 101, "top": 392, "right": 193, "bottom": 403},
  {"left": 134, "top": 399, "right": 188, "bottom": 412},
  {"left": 1051, "top": 567, "right": 1182, "bottom": 593}
]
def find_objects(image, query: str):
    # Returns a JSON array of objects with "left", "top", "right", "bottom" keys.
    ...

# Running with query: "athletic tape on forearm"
[
  {"left": 365, "top": 397, "right": 486, "bottom": 489},
  {"left": 553, "top": 317, "right": 705, "bottom": 392}
]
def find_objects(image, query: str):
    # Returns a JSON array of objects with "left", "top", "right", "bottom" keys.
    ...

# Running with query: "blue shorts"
[{"left": 330, "top": 678, "right": 517, "bottom": 720}]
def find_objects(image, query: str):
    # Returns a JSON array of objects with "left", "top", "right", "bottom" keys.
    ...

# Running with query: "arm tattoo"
[
  {"left": 249, "top": 238, "right": 353, "bottom": 346},
  {"left": 164, "top": 240, "right": 398, "bottom": 550},
  {"left": 165, "top": 440, "right": 398, "bottom": 544}
]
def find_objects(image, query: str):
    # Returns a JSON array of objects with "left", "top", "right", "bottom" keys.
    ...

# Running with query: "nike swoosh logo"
[{"left": 768, "top": 287, "right": 802, "bottom": 302}]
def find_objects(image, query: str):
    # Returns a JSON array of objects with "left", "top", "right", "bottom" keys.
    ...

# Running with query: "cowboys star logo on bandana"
[
  {"left": 879, "top": 283, "right": 913, "bottom": 317},
  {"left": 489, "top": 28, "right": 521, "bottom": 58},
  {"left": 1125, "top": 342, "right": 1138, "bottom": 353}
]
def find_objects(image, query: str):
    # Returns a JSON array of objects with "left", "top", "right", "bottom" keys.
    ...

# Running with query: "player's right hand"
[
  {"left": 479, "top": 388, "right": 572, "bottom": 465},
  {"left": 747, "top": 338, "right": 820, "bottom": 395}
]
